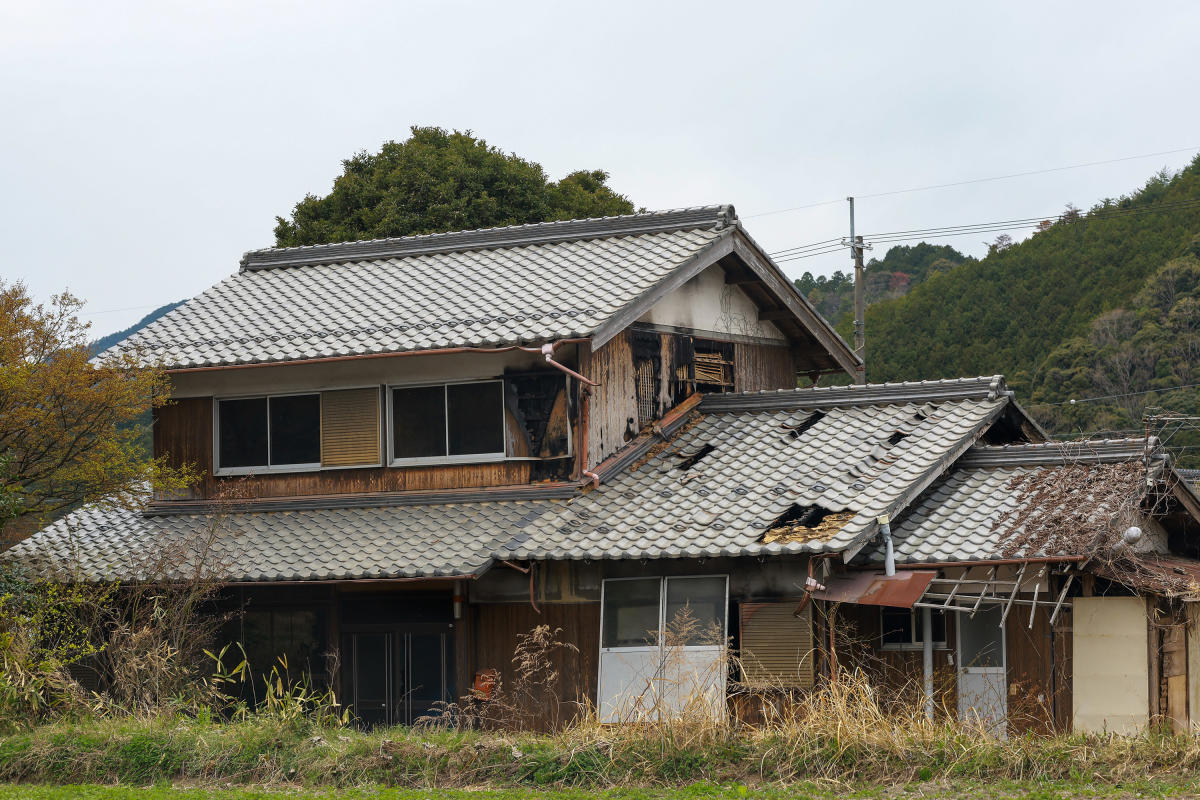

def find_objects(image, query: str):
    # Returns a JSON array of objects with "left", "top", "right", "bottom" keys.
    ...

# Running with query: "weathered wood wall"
[
  {"left": 580, "top": 332, "right": 639, "bottom": 468},
  {"left": 734, "top": 342, "right": 796, "bottom": 392},
  {"left": 466, "top": 602, "right": 601, "bottom": 731},
  {"left": 1004, "top": 605, "right": 1078, "bottom": 734}
]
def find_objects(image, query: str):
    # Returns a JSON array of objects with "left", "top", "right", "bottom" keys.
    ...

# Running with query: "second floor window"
[
  {"left": 215, "top": 387, "right": 381, "bottom": 474},
  {"left": 218, "top": 393, "right": 321, "bottom": 470},
  {"left": 390, "top": 380, "right": 504, "bottom": 463}
]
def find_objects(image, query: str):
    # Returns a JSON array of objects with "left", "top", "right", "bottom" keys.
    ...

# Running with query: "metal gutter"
[
  {"left": 166, "top": 338, "right": 590, "bottom": 374},
  {"left": 241, "top": 206, "right": 735, "bottom": 270}
]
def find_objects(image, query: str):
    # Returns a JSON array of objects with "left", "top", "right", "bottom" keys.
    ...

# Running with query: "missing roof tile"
[
  {"left": 675, "top": 444, "right": 716, "bottom": 471},
  {"left": 783, "top": 410, "right": 827, "bottom": 440},
  {"left": 886, "top": 431, "right": 908, "bottom": 446},
  {"left": 762, "top": 503, "right": 854, "bottom": 545}
]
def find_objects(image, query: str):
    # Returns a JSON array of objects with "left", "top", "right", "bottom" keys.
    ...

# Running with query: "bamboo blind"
[
  {"left": 739, "top": 602, "right": 814, "bottom": 689},
  {"left": 320, "top": 388, "right": 381, "bottom": 467}
]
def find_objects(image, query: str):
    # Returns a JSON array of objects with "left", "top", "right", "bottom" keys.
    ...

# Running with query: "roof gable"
[{"left": 103, "top": 205, "right": 860, "bottom": 374}]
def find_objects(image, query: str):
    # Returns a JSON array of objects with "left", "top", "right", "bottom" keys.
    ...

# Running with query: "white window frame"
[
  {"left": 879, "top": 607, "right": 948, "bottom": 651},
  {"left": 598, "top": 575, "right": 730, "bottom": 655},
  {"left": 212, "top": 384, "right": 384, "bottom": 476},
  {"left": 386, "top": 378, "right": 507, "bottom": 467}
]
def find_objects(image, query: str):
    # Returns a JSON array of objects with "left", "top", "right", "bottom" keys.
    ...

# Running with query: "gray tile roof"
[
  {"left": 3, "top": 498, "right": 559, "bottom": 583},
  {"left": 494, "top": 377, "right": 1012, "bottom": 563},
  {"left": 859, "top": 440, "right": 1175, "bottom": 564},
  {"left": 105, "top": 207, "right": 740, "bottom": 369}
]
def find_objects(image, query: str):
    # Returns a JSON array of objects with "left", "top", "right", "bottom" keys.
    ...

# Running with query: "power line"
[
  {"left": 768, "top": 196, "right": 1200, "bottom": 260},
  {"left": 1029, "top": 381, "right": 1200, "bottom": 408},
  {"left": 745, "top": 145, "right": 1200, "bottom": 220}
]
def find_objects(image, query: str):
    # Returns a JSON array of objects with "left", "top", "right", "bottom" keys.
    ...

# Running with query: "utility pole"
[{"left": 849, "top": 197, "right": 867, "bottom": 384}]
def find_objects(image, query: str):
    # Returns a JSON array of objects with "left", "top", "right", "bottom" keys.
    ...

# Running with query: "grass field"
[{"left": 1, "top": 780, "right": 1199, "bottom": 799}]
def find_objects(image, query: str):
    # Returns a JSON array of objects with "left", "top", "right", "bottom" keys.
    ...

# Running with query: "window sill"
[
  {"left": 389, "top": 454, "right": 508, "bottom": 467},
  {"left": 214, "top": 462, "right": 380, "bottom": 477}
]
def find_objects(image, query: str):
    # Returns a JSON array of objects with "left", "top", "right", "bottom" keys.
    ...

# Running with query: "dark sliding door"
[{"left": 342, "top": 629, "right": 453, "bottom": 726}]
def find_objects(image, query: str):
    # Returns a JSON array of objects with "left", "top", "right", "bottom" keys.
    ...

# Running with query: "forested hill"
[
  {"left": 843, "top": 156, "right": 1200, "bottom": 465},
  {"left": 90, "top": 300, "right": 186, "bottom": 355}
]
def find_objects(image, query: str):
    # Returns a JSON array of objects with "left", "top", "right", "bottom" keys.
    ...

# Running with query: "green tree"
[
  {"left": 0, "top": 283, "right": 192, "bottom": 546},
  {"left": 274, "top": 127, "right": 635, "bottom": 246}
]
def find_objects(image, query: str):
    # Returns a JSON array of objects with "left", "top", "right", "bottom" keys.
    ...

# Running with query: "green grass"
[{"left": 0, "top": 780, "right": 1198, "bottom": 799}]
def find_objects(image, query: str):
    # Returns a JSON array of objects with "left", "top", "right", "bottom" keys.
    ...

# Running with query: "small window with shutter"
[
  {"left": 739, "top": 601, "right": 814, "bottom": 689},
  {"left": 321, "top": 387, "right": 381, "bottom": 468}
]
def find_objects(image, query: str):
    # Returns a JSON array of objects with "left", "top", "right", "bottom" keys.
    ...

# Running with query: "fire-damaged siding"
[{"left": 582, "top": 329, "right": 798, "bottom": 467}]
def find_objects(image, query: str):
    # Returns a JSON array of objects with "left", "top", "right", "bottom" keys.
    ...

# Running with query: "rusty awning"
[{"left": 811, "top": 569, "right": 937, "bottom": 608}]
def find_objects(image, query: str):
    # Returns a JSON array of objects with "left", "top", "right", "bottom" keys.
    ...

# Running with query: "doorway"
[
  {"left": 957, "top": 606, "right": 1007, "bottom": 736},
  {"left": 343, "top": 629, "right": 453, "bottom": 726}
]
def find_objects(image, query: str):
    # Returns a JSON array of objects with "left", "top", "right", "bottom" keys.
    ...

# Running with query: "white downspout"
[
  {"left": 878, "top": 513, "right": 895, "bottom": 577},
  {"left": 922, "top": 606, "right": 935, "bottom": 721}
]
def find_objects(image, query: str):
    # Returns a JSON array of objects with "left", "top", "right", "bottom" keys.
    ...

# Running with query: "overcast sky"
[{"left": 4, "top": 1, "right": 1199, "bottom": 336}]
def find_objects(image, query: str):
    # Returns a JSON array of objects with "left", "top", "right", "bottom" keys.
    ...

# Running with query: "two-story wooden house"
[{"left": 12, "top": 205, "right": 1200, "bottom": 734}]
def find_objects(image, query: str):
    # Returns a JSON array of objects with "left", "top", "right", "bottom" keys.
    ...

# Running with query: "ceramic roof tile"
[
  {"left": 858, "top": 439, "right": 1185, "bottom": 564},
  {"left": 4, "top": 499, "right": 561, "bottom": 583},
  {"left": 495, "top": 379, "right": 1010, "bottom": 562},
  {"left": 103, "top": 207, "right": 736, "bottom": 369}
]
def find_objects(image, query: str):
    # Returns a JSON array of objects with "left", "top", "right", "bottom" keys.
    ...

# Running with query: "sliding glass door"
[{"left": 598, "top": 575, "right": 728, "bottom": 723}]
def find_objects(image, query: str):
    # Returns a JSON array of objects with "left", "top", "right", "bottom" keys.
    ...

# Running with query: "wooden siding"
[
  {"left": 466, "top": 602, "right": 601, "bottom": 731},
  {"left": 155, "top": 396, "right": 564, "bottom": 501},
  {"left": 581, "top": 332, "right": 639, "bottom": 467},
  {"left": 734, "top": 342, "right": 795, "bottom": 392},
  {"left": 1005, "top": 606, "right": 1060, "bottom": 735}
]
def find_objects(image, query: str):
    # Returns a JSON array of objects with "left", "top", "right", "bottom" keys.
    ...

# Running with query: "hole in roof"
[
  {"left": 886, "top": 431, "right": 908, "bottom": 446},
  {"left": 675, "top": 444, "right": 716, "bottom": 471},
  {"left": 770, "top": 503, "right": 836, "bottom": 529},
  {"left": 784, "top": 410, "right": 827, "bottom": 440},
  {"left": 762, "top": 503, "right": 855, "bottom": 544}
]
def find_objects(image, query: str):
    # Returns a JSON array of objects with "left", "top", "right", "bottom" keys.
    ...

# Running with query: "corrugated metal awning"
[{"left": 811, "top": 569, "right": 936, "bottom": 608}]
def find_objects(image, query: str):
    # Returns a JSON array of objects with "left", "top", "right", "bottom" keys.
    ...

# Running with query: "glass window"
[
  {"left": 217, "top": 394, "right": 322, "bottom": 470},
  {"left": 392, "top": 386, "right": 447, "bottom": 459},
  {"left": 881, "top": 608, "right": 946, "bottom": 648},
  {"left": 390, "top": 381, "right": 504, "bottom": 462},
  {"left": 447, "top": 382, "right": 503, "bottom": 455},
  {"left": 217, "top": 397, "right": 268, "bottom": 468},
  {"left": 602, "top": 578, "right": 662, "bottom": 648},
  {"left": 269, "top": 394, "right": 321, "bottom": 465},
  {"left": 664, "top": 576, "right": 727, "bottom": 646}
]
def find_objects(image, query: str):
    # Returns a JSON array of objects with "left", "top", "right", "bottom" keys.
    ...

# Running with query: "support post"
[{"left": 922, "top": 606, "right": 935, "bottom": 720}]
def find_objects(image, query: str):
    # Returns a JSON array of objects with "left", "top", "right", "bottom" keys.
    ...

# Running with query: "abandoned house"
[{"left": 9, "top": 205, "right": 1200, "bottom": 734}]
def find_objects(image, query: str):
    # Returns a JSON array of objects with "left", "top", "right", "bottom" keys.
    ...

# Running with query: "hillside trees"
[
  {"left": 274, "top": 126, "right": 635, "bottom": 246},
  {"left": 1030, "top": 252, "right": 1200, "bottom": 458},
  {"left": 862, "top": 158, "right": 1200, "bottom": 390},
  {"left": 0, "top": 282, "right": 190, "bottom": 546}
]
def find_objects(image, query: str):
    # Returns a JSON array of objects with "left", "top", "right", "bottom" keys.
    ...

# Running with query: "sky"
[{"left": 3, "top": 1, "right": 1200, "bottom": 336}]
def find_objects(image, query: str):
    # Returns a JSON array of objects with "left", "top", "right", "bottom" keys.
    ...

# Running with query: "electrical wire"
[
  {"left": 745, "top": 145, "right": 1200, "bottom": 220},
  {"left": 1028, "top": 382, "right": 1200, "bottom": 407},
  {"left": 767, "top": 197, "right": 1200, "bottom": 258}
]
